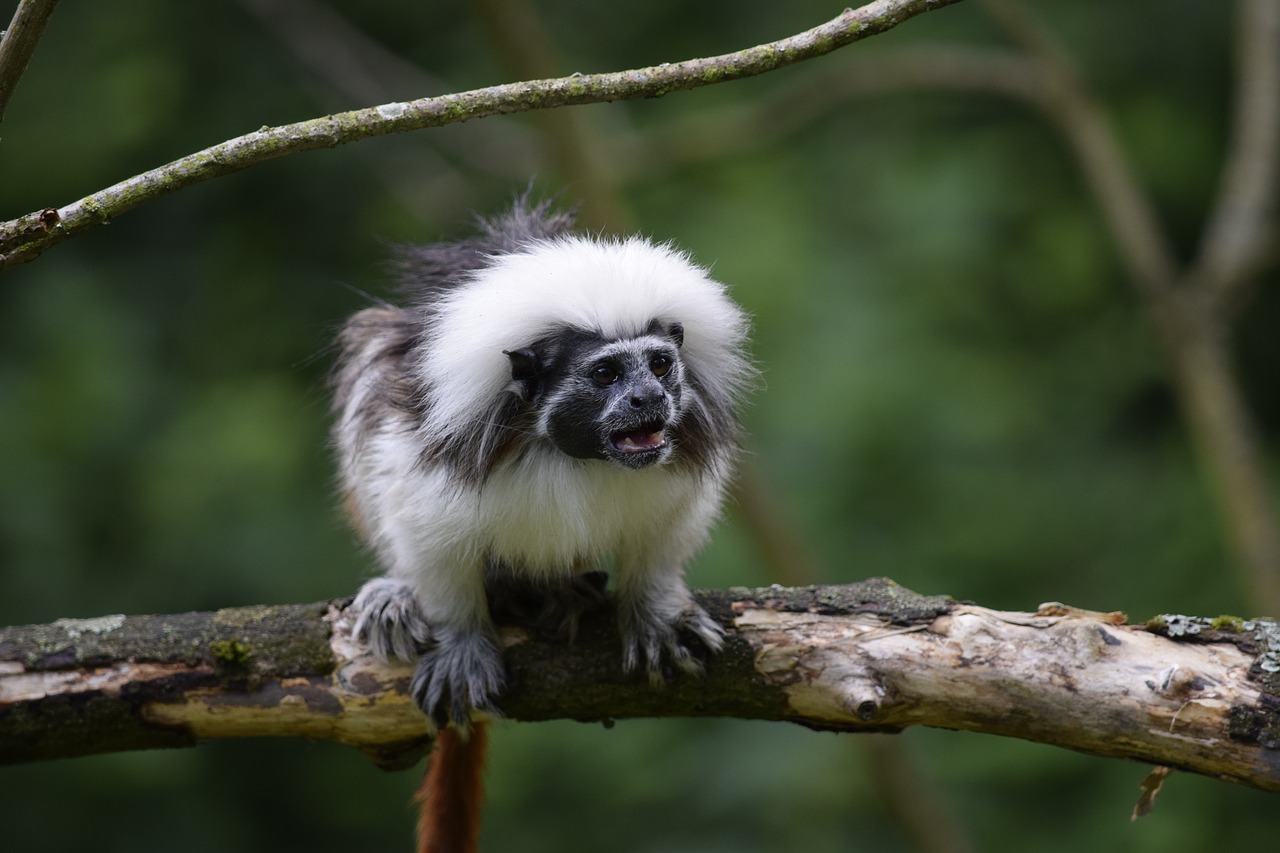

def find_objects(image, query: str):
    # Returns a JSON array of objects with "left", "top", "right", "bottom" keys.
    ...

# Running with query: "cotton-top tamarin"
[{"left": 332, "top": 199, "right": 752, "bottom": 853}]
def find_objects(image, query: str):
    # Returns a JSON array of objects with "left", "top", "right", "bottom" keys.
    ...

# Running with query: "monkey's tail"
[{"left": 414, "top": 722, "right": 490, "bottom": 853}]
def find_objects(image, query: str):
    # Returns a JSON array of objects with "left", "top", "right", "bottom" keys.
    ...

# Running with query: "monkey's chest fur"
[
  {"left": 382, "top": 445, "right": 713, "bottom": 580},
  {"left": 484, "top": 451, "right": 710, "bottom": 571}
]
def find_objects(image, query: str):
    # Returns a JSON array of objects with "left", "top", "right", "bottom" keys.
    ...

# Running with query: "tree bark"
[{"left": 3, "top": 579, "right": 1278, "bottom": 791}]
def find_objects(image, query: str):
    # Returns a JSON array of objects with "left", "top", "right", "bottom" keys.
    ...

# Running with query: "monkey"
[{"left": 332, "top": 198, "right": 753, "bottom": 853}]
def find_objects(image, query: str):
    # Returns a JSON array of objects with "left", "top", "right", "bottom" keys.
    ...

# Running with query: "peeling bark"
[{"left": 2, "top": 579, "right": 1278, "bottom": 791}]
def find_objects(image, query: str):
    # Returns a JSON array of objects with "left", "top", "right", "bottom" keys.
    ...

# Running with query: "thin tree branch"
[
  {"left": 1193, "top": 0, "right": 1280, "bottom": 300},
  {"left": 0, "top": 0, "right": 965, "bottom": 269},
  {"left": 3, "top": 581, "right": 1279, "bottom": 796},
  {"left": 0, "top": 0, "right": 59, "bottom": 125}
]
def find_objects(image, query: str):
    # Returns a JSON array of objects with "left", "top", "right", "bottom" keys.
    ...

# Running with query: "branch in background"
[
  {"left": 236, "top": 0, "right": 540, "bottom": 223},
  {"left": 980, "top": 0, "right": 1182, "bottom": 300},
  {"left": 239, "top": 0, "right": 451, "bottom": 106},
  {"left": 979, "top": 0, "right": 1280, "bottom": 619},
  {"left": 630, "top": 0, "right": 1280, "bottom": 614},
  {"left": 1193, "top": 0, "right": 1280, "bottom": 301},
  {"left": 775, "top": 0, "right": 1280, "bottom": 618},
  {"left": 235, "top": 0, "right": 472, "bottom": 221},
  {"left": 733, "top": 461, "right": 977, "bottom": 853},
  {"left": 636, "top": 47, "right": 1042, "bottom": 175},
  {"left": 3, "top": 581, "right": 1279, "bottom": 800},
  {"left": 0, "top": 0, "right": 59, "bottom": 125},
  {"left": 0, "top": 0, "right": 965, "bottom": 269},
  {"left": 468, "top": 0, "right": 627, "bottom": 230},
  {"left": 862, "top": 734, "right": 974, "bottom": 853}
]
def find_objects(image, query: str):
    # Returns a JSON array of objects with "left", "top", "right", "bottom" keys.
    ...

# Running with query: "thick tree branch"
[
  {"left": 0, "top": 0, "right": 963, "bottom": 269},
  {"left": 0, "top": 0, "right": 58, "bottom": 125},
  {"left": 3, "top": 580, "right": 1279, "bottom": 793}
]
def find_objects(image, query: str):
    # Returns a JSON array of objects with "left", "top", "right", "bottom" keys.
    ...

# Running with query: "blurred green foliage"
[{"left": 2, "top": 0, "right": 1277, "bottom": 850}]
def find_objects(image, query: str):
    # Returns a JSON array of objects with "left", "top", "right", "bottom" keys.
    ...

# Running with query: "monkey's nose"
[{"left": 628, "top": 382, "right": 664, "bottom": 408}]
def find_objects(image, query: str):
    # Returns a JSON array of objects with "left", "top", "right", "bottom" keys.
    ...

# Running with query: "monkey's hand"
[
  {"left": 350, "top": 577, "right": 433, "bottom": 663},
  {"left": 349, "top": 578, "right": 504, "bottom": 730},
  {"left": 619, "top": 598, "right": 725, "bottom": 687},
  {"left": 410, "top": 627, "right": 506, "bottom": 732}
]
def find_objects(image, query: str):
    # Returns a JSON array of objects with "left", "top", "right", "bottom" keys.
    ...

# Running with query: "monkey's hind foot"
[
  {"left": 620, "top": 600, "right": 725, "bottom": 687},
  {"left": 411, "top": 627, "right": 506, "bottom": 732},
  {"left": 350, "top": 577, "right": 432, "bottom": 664}
]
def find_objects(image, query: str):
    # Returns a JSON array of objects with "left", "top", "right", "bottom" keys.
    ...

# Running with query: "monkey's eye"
[
  {"left": 649, "top": 355, "right": 672, "bottom": 378},
  {"left": 591, "top": 364, "right": 619, "bottom": 386}
]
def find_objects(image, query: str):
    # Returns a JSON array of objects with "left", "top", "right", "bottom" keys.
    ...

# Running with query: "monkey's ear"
[
  {"left": 504, "top": 347, "right": 541, "bottom": 401},
  {"left": 505, "top": 347, "right": 540, "bottom": 380},
  {"left": 667, "top": 322, "right": 685, "bottom": 348}
]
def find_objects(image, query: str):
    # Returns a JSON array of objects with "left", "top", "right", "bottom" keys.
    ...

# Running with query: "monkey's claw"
[
  {"left": 621, "top": 601, "right": 725, "bottom": 686},
  {"left": 410, "top": 629, "right": 506, "bottom": 731},
  {"left": 350, "top": 577, "right": 432, "bottom": 663}
]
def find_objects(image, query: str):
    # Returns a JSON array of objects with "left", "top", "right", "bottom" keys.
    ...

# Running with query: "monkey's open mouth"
[{"left": 609, "top": 423, "right": 668, "bottom": 455}]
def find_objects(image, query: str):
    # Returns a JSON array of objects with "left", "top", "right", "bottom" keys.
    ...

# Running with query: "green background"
[{"left": 2, "top": 1, "right": 1277, "bottom": 850}]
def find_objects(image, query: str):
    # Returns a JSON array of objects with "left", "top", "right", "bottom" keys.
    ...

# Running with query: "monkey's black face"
[{"left": 508, "top": 325, "right": 686, "bottom": 469}]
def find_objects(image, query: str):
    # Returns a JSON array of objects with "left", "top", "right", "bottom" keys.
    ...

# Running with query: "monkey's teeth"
[{"left": 613, "top": 428, "right": 667, "bottom": 453}]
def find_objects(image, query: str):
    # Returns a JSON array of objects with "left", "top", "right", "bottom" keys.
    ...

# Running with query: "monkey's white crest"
[
  {"left": 418, "top": 235, "right": 751, "bottom": 448},
  {"left": 333, "top": 198, "right": 753, "bottom": 729}
]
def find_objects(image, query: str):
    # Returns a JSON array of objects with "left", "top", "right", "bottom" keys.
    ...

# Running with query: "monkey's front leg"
[
  {"left": 350, "top": 568, "right": 505, "bottom": 730},
  {"left": 351, "top": 577, "right": 433, "bottom": 663},
  {"left": 409, "top": 626, "right": 504, "bottom": 731},
  {"left": 614, "top": 562, "right": 725, "bottom": 685}
]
